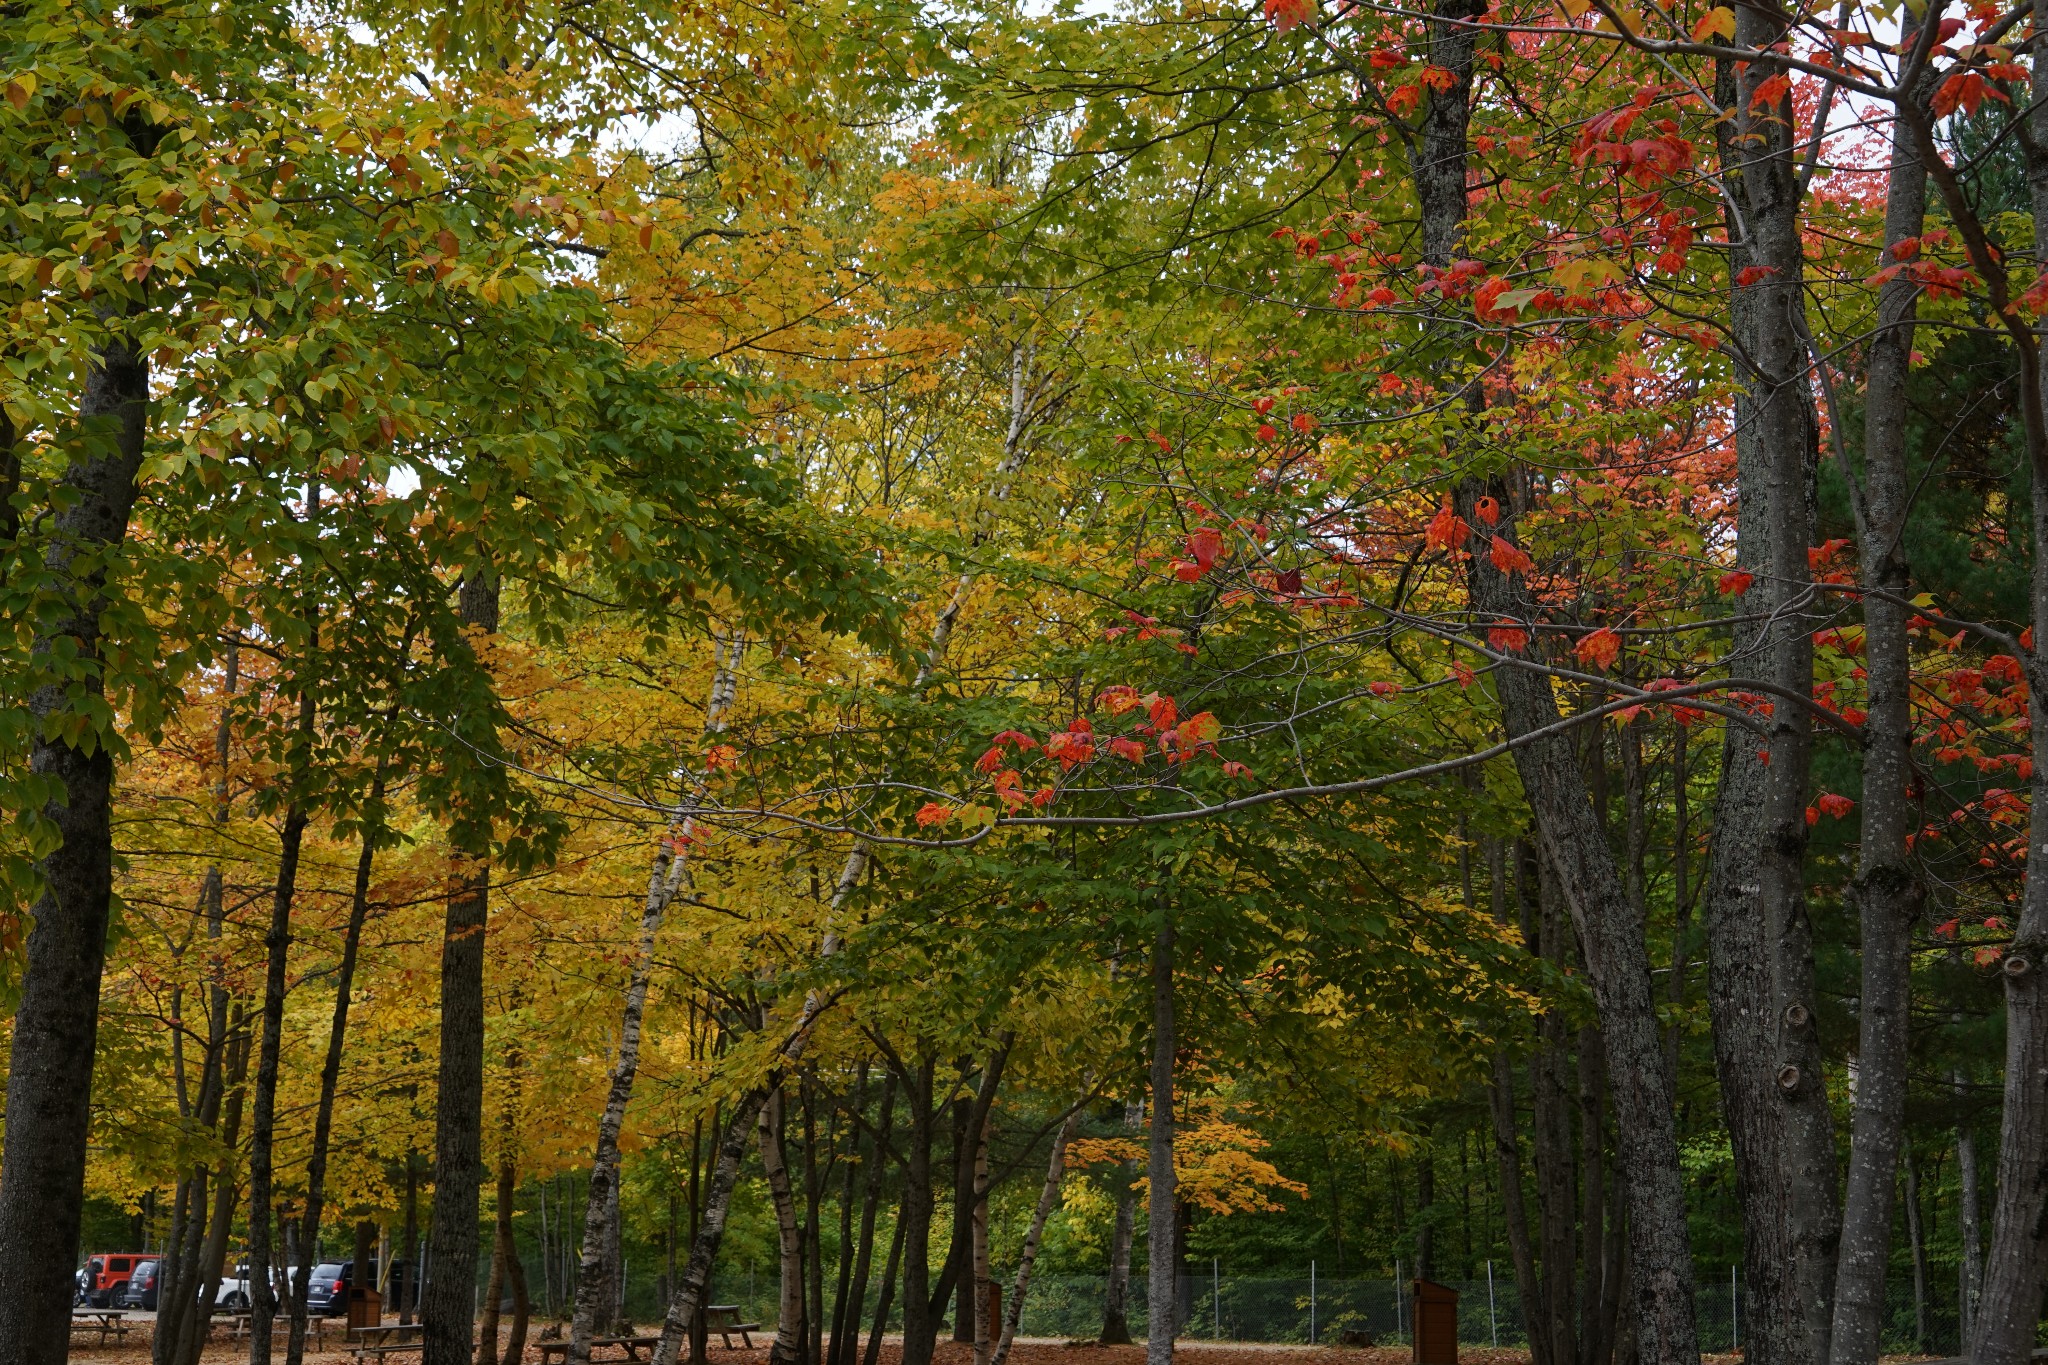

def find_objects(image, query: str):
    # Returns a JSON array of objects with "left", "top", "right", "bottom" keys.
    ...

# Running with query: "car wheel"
[{"left": 223, "top": 1291, "right": 248, "bottom": 1312}]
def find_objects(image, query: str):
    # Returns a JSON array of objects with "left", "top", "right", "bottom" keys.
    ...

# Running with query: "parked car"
[
  {"left": 121, "top": 1260, "right": 161, "bottom": 1311},
  {"left": 214, "top": 1264, "right": 252, "bottom": 1312},
  {"left": 303, "top": 1261, "right": 374, "bottom": 1317},
  {"left": 79, "top": 1253, "right": 144, "bottom": 1308}
]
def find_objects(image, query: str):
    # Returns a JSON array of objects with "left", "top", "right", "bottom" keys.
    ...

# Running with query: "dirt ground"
[{"left": 66, "top": 1330, "right": 1948, "bottom": 1365}]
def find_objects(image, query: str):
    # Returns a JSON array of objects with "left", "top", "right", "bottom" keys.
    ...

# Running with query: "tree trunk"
[
  {"left": 991, "top": 1094, "right": 1087, "bottom": 1365},
  {"left": 1706, "top": 35, "right": 1841, "bottom": 1365},
  {"left": 834, "top": 1073, "right": 894, "bottom": 1365},
  {"left": 1578, "top": 1028, "right": 1611, "bottom": 1365},
  {"left": 1146, "top": 916, "right": 1178, "bottom": 1365},
  {"left": 826, "top": 1069, "right": 867, "bottom": 1365},
  {"left": 1530, "top": 855, "right": 1578, "bottom": 1365},
  {"left": 424, "top": 569, "right": 500, "bottom": 1365},
  {"left": 0, "top": 335, "right": 150, "bottom": 1365},
  {"left": 1100, "top": 1153, "right": 1137, "bottom": 1346},
  {"left": 1826, "top": 64, "right": 1933, "bottom": 1365},
  {"left": 762, "top": 1087, "right": 806, "bottom": 1365},
  {"left": 1901, "top": 1146, "right": 1928, "bottom": 1355},
  {"left": 500, "top": 1155, "right": 532, "bottom": 1365},
  {"left": 1456, "top": 486, "right": 1701, "bottom": 1365},
  {"left": 402, "top": 1154, "right": 420, "bottom": 1326},
  {"left": 286, "top": 789, "right": 384, "bottom": 1365},
  {"left": 246, "top": 792, "right": 313, "bottom": 1365},
  {"left": 863, "top": 1214, "right": 908, "bottom": 1365},
  {"left": 651, "top": 1087, "right": 773, "bottom": 1365},
  {"left": 572, "top": 643, "right": 743, "bottom": 1361},
  {"left": 1957, "top": 1092, "right": 1983, "bottom": 1346},
  {"left": 971, "top": 1111, "right": 992, "bottom": 1365},
  {"left": 900, "top": 1057, "right": 940, "bottom": 1365},
  {"left": 1969, "top": 51, "right": 2048, "bottom": 1365}
]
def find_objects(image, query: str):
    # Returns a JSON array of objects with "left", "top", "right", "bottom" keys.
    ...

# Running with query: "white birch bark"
[
  {"left": 568, "top": 637, "right": 745, "bottom": 1362},
  {"left": 990, "top": 1095, "right": 1089, "bottom": 1365}
]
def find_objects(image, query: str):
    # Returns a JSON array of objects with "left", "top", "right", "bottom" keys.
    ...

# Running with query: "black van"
[{"left": 304, "top": 1261, "right": 375, "bottom": 1316}]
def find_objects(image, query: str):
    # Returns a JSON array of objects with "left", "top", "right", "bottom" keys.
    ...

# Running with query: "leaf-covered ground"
[{"left": 67, "top": 1327, "right": 1960, "bottom": 1364}]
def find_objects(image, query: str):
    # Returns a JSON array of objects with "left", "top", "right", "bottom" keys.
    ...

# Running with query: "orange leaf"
[
  {"left": 1576, "top": 627, "right": 1621, "bottom": 670},
  {"left": 1488, "top": 535, "right": 1535, "bottom": 576},
  {"left": 915, "top": 803, "right": 954, "bottom": 827}
]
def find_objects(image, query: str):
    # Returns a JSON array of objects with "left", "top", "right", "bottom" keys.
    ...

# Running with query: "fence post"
[
  {"left": 1212, "top": 1260, "right": 1220, "bottom": 1340},
  {"left": 1731, "top": 1265, "right": 1739, "bottom": 1353},
  {"left": 1309, "top": 1260, "right": 1316, "bottom": 1345},
  {"left": 1486, "top": 1260, "right": 1497, "bottom": 1348},
  {"left": 1394, "top": 1259, "right": 1403, "bottom": 1342}
]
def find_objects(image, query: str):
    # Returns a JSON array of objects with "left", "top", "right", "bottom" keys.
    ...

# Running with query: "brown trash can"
[
  {"left": 1410, "top": 1280, "right": 1457, "bottom": 1365},
  {"left": 347, "top": 1286, "right": 383, "bottom": 1331}
]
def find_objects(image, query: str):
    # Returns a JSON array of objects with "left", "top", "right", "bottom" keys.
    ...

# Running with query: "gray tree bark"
[
  {"left": 0, "top": 334, "right": 151, "bottom": 1365},
  {"left": 1146, "top": 917, "right": 1178, "bottom": 1365}
]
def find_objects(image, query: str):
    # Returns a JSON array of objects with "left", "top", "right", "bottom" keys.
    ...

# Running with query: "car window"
[
  {"left": 312, "top": 1263, "right": 347, "bottom": 1278},
  {"left": 110, "top": 1258, "right": 131, "bottom": 1272}
]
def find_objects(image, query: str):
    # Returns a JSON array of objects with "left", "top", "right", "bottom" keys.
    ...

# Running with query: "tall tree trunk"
[
  {"left": 500, "top": 1154, "right": 532, "bottom": 1365},
  {"left": 971, "top": 1109, "right": 993, "bottom": 1365},
  {"left": 1457, "top": 487, "right": 1701, "bottom": 1365},
  {"left": 863, "top": 1214, "right": 908, "bottom": 1365},
  {"left": 401, "top": 1153, "right": 420, "bottom": 1326},
  {"left": 1405, "top": 0, "right": 1699, "bottom": 1344},
  {"left": 826, "top": 1069, "right": 867, "bottom": 1365},
  {"left": 1963, "top": 47, "right": 2048, "bottom": 1363},
  {"left": 1100, "top": 1153, "right": 1138, "bottom": 1346},
  {"left": 424, "top": 568, "right": 501, "bottom": 1365},
  {"left": 834, "top": 1073, "right": 894, "bottom": 1365},
  {"left": 762, "top": 1087, "right": 806, "bottom": 1365},
  {"left": 160, "top": 647, "right": 241, "bottom": 1365},
  {"left": 1146, "top": 916, "right": 1178, "bottom": 1365},
  {"left": 1707, "top": 34, "right": 1840, "bottom": 1365},
  {"left": 571, "top": 642, "right": 743, "bottom": 1361},
  {"left": 1578, "top": 1029, "right": 1610, "bottom": 1365},
  {"left": 899, "top": 1057, "right": 941, "bottom": 1365},
  {"left": 286, "top": 785, "right": 385, "bottom": 1365},
  {"left": 0, "top": 334, "right": 150, "bottom": 1365},
  {"left": 1957, "top": 1093, "right": 1983, "bottom": 1346},
  {"left": 651, "top": 1087, "right": 773, "bottom": 1365},
  {"left": 804, "top": 1085, "right": 827, "bottom": 1365},
  {"left": 991, "top": 1093, "right": 1088, "bottom": 1365},
  {"left": 1530, "top": 856, "right": 1578, "bottom": 1365},
  {"left": 1901, "top": 1146, "right": 1928, "bottom": 1355},
  {"left": 480, "top": 1200, "right": 507, "bottom": 1365},
  {"left": 247, "top": 788, "right": 313, "bottom": 1365},
  {"left": 1826, "top": 65, "right": 1933, "bottom": 1365}
]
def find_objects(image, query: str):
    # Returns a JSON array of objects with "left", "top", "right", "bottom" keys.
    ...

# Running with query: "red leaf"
[
  {"left": 1275, "top": 567, "right": 1303, "bottom": 595},
  {"left": 1368, "top": 680, "right": 1402, "bottom": 696},
  {"left": 1487, "top": 620, "right": 1530, "bottom": 652},
  {"left": 1251, "top": 397, "right": 1276, "bottom": 416},
  {"left": 1475, "top": 496, "right": 1501, "bottom": 525},
  {"left": 1576, "top": 627, "right": 1622, "bottom": 671},
  {"left": 1186, "top": 526, "right": 1225, "bottom": 568},
  {"left": 1263, "top": 0, "right": 1315, "bottom": 29},
  {"left": 1718, "top": 571, "right": 1754, "bottom": 596},
  {"left": 1749, "top": 72, "right": 1792, "bottom": 108},
  {"left": 1110, "top": 737, "right": 1146, "bottom": 762},
  {"left": 1816, "top": 792, "right": 1855, "bottom": 818},
  {"left": 915, "top": 802, "right": 954, "bottom": 827},
  {"left": 1426, "top": 503, "right": 1471, "bottom": 552},
  {"left": 1489, "top": 535, "right": 1536, "bottom": 576},
  {"left": 1736, "top": 265, "right": 1778, "bottom": 287}
]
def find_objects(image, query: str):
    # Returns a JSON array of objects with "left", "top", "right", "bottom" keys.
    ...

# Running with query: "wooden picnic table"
[
  {"left": 70, "top": 1309, "right": 132, "bottom": 1347},
  {"left": 706, "top": 1304, "right": 761, "bottom": 1349},
  {"left": 210, "top": 1311, "right": 328, "bottom": 1348},
  {"left": 538, "top": 1336, "right": 662, "bottom": 1362},
  {"left": 346, "top": 1321, "right": 424, "bottom": 1361}
]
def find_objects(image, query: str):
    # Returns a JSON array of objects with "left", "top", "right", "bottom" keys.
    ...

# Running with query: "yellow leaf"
[
  {"left": 1557, "top": 0, "right": 1590, "bottom": 18},
  {"left": 1692, "top": 6, "right": 1735, "bottom": 40}
]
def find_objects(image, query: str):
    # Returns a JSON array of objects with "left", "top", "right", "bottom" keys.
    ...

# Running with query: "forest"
[{"left": 1, "top": 0, "right": 2043, "bottom": 1362}]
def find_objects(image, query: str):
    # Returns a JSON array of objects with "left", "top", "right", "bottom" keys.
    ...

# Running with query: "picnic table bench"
[
  {"left": 538, "top": 1336, "right": 662, "bottom": 1361},
  {"left": 707, "top": 1304, "right": 761, "bottom": 1348},
  {"left": 346, "top": 1322, "right": 424, "bottom": 1361},
  {"left": 212, "top": 1312, "right": 329, "bottom": 1349},
  {"left": 70, "top": 1309, "right": 131, "bottom": 1347}
]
